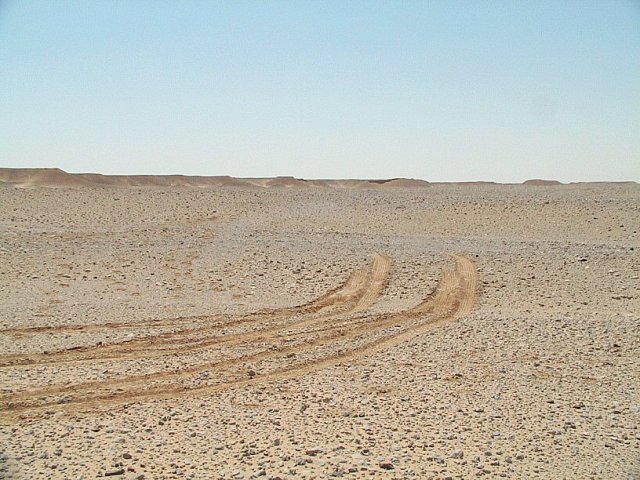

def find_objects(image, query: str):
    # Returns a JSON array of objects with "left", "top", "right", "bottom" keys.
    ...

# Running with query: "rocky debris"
[{"left": 1, "top": 183, "right": 638, "bottom": 479}]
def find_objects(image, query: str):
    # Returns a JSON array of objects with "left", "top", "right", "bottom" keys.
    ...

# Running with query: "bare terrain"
[{"left": 0, "top": 172, "right": 638, "bottom": 479}]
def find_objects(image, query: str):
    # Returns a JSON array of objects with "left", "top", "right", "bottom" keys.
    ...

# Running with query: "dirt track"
[{"left": 0, "top": 253, "right": 476, "bottom": 417}]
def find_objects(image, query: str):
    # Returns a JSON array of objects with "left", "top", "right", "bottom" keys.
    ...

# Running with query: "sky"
[{"left": 1, "top": 1, "right": 639, "bottom": 182}]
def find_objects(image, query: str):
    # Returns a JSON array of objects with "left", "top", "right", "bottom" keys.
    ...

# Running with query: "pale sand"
[{"left": 0, "top": 178, "right": 638, "bottom": 479}]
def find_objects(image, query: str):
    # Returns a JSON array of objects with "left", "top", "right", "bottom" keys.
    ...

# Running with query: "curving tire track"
[
  {"left": 0, "top": 254, "right": 390, "bottom": 367},
  {"left": 0, "top": 253, "right": 477, "bottom": 420},
  {"left": 0, "top": 258, "right": 374, "bottom": 337}
]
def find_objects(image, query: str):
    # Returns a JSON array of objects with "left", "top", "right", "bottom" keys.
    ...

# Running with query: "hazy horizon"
[{"left": 1, "top": 1, "right": 639, "bottom": 183}]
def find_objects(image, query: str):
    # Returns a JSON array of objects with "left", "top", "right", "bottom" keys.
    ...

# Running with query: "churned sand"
[{"left": 0, "top": 171, "right": 638, "bottom": 479}]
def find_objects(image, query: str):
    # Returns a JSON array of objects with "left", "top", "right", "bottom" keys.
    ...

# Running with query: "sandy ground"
[{"left": 0, "top": 182, "right": 638, "bottom": 479}]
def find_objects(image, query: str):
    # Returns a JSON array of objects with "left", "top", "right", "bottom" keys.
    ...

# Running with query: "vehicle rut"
[
  {"left": 0, "top": 254, "right": 390, "bottom": 367},
  {"left": 0, "top": 253, "right": 477, "bottom": 420}
]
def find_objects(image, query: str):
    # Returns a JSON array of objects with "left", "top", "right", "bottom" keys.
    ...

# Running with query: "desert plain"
[{"left": 0, "top": 169, "right": 638, "bottom": 479}]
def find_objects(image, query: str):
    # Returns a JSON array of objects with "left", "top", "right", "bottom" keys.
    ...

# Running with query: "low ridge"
[{"left": 0, "top": 168, "right": 433, "bottom": 189}]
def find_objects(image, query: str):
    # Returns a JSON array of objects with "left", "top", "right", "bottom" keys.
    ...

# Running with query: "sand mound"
[
  {"left": 264, "top": 176, "right": 311, "bottom": 188},
  {"left": 523, "top": 179, "right": 562, "bottom": 186},
  {"left": 0, "top": 168, "right": 87, "bottom": 187},
  {"left": 374, "top": 178, "right": 430, "bottom": 188}
]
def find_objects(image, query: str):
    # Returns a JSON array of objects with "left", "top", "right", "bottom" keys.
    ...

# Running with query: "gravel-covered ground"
[{"left": 0, "top": 182, "right": 638, "bottom": 479}]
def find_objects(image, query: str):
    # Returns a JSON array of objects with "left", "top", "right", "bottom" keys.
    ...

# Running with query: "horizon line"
[{"left": 1, "top": 167, "right": 639, "bottom": 186}]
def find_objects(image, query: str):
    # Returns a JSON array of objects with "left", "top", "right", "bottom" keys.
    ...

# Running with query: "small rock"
[
  {"left": 104, "top": 469, "right": 125, "bottom": 477},
  {"left": 451, "top": 449, "right": 464, "bottom": 459}
]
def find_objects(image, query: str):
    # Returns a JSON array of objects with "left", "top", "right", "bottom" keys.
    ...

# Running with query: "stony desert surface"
[{"left": 0, "top": 175, "right": 639, "bottom": 479}]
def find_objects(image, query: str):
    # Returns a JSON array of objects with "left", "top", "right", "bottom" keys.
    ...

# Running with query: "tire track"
[
  {"left": 352, "top": 253, "right": 391, "bottom": 312},
  {"left": 0, "top": 256, "right": 373, "bottom": 338},
  {"left": 0, "top": 254, "right": 390, "bottom": 367},
  {"left": 0, "top": 316, "right": 213, "bottom": 336},
  {"left": 0, "top": 253, "right": 477, "bottom": 419}
]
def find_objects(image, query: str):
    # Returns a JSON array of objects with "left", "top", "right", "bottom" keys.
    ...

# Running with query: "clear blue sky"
[{"left": 1, "top": 1, "right": 639, "bottom": 182}]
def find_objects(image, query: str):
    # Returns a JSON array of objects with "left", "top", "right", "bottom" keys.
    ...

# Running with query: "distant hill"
[
  {"left": 0, "top": 168, "right": 431, "bottom": 189},
  {"left": 522, "top": 179, "right": 563, "bottom": 186},
  {"left": 1, "top": 168, "right": 634, "bottom": 189}
]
